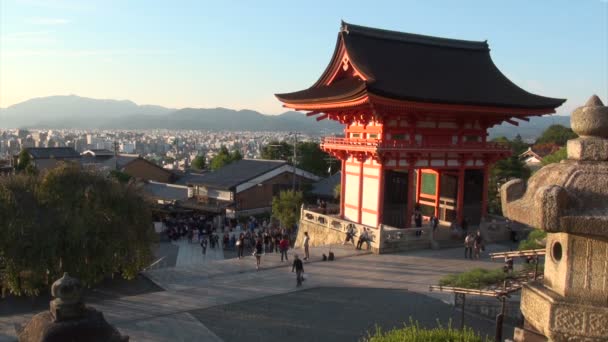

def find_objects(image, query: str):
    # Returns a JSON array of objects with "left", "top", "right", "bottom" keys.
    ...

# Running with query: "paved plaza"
[{"left": 0, "top": 243, "right": 516, "bottom": 341}]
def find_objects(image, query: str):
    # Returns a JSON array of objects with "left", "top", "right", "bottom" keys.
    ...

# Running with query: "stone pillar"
[{"left": 501, "top": 95, "right": 608, "bottom": 341}]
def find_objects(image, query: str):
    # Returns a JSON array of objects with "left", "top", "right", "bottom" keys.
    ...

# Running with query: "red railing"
[{"left": 321, "top": 137, "right": 511, "bottom": 152}]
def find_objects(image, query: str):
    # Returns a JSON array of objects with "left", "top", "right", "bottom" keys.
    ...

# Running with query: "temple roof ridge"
[{"left": 341, "top": 21, "right": 489, "bottom": 51}]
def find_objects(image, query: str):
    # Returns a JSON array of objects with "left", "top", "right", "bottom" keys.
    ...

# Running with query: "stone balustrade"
[{"left": 299, "top": 208, "right": 434, "bottom": 253}]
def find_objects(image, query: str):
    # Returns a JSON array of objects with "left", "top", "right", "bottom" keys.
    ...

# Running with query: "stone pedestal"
[
  {"left": 17, "top": 273, "right": 128, "bottom": 342},
  {"left": 501, "top": 95, "right": 608, "bottom": 342}
]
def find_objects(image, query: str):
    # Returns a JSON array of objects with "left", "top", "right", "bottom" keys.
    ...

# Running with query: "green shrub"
[
  {"left": 439, "top": 268, "right": 507, "bottom": 289},
  {"left": 518, "top": 229, "right": 547, "bottom": 250},
  {"left": 362, "top": 319, "right": 488, "bottom": 342}
]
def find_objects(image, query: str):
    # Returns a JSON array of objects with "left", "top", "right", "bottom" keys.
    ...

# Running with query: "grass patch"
[
  {"left": 518, "top": 229, "right": 547, "bottom": 250},
  {"left": 362, "top": 319, "right": 488, "bottom": 342},
  {"left": 439, "top": 268, "right": 508, "bottom": 289}
]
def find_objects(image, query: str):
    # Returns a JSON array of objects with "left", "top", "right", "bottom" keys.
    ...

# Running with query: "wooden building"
[
  {"left": 179, "top": 159, "right": 320, "bottom": 217},
  {"left": 276, "top": 22, "right": 565, "bottom": 227}
]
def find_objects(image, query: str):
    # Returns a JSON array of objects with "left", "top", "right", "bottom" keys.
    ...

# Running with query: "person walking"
[
  {"left": 303, "top": 232, "right": 310, "bottom": 261},
  {"left": 237, "top": 233, "right": 245, "bottom": 259},
  {"left": 254, "top": 237, "right": 263, "bottom": 270},
  {"left": 200, "top": 237, "right": 208, "bottom": 256},
  {"left": 280, "top": 235, "right": 290, "bottom": 262},
  {"left": 292, "top": 254, "right": 304, "bottom": 287},
  {"left": 473, "top": 230, "right": 484, "bottom": 259},
  {"left": 344, "top": 224, "right": 356, "bottom": 246},
  {"left": 356, "top": 228, "right": 369, "bottom": 250},
  {"left": 464, "top": 233, "right": 474, "bottom": 259}
]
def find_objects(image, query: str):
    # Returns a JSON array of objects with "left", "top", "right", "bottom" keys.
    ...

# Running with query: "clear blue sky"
[{"left": 1, "top": 0, "right": 606, "bottom": 115}]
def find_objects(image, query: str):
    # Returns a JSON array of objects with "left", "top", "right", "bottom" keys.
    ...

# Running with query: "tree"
[
  {"left": 261, "top": 141, "right": 292, "bottom": 161},
  {"left": 297, "top": 142, "right": 335, "bottom": 176},
  {"left": 511, "top": 134, "right": 528, "bottom": 155},
  {"left": 0, "top": 163, "right": 155, "bottom": 296},
  {"left": 487, "top": 156, "right": 531, "bottom": 215},
  {"left": 334, "top": 184, "right": 341, "bottom": 200},
  {"left": 535, "top": 124, "right": 577, "bottom": 146},
  {"left": 542, "top": 147, "right": 567, "bottom": 165},
  {"left": 262, "top": 141, "right": 339, "bottom": 177},
  {"left": 230, "top": 149, "right": 243, "bottom": 162},
  {"left": 191, "top": 155, "right": 206, "bottom": 170},
  {"left": 15, "top": 149, "right": 36, "bottom": 174},
  {"left": 272, "top": 190, "right": 303, "bottom": 230}
]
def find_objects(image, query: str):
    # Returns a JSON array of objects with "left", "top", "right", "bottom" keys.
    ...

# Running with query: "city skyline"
[{"left": 1, "top": 0, "right": 607, "bottom": 115}]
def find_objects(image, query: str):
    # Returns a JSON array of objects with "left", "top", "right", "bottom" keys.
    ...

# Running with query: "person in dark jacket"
[
  {"left": 254, "top": 237, "right": 263, "bottom": 270},
  {"left": 292, "top": 254, "right": 304, "bottom": 287}
]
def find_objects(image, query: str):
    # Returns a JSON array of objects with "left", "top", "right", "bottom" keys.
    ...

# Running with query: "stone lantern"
[
  {"left": 16, "top": 273, "right": 129, "bottom": 342},
  {"left": 501, "top": 95, "right": 608, "bottom": 341}
]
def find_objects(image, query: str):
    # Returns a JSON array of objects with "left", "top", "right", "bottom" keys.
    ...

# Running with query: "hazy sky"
[{"left": 1, "top": 0, "right": 606, "bottom": 115}]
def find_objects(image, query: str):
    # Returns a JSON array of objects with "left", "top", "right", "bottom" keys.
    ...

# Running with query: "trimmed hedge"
[
  {"left": 439, "top": 268, "right": 507, "bottom": 289},
  {"left": 362, "top": 320, "right": 488, "bottom": 342}
]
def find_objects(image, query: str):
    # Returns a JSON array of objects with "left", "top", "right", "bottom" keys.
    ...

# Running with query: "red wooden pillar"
[
  {"left": 376, "top": 164, "right": 385, "bottom": 227},
  {"left": 456, "top": 166, "right": 465, "bottom": 224},
  {"left": 406, "top": 165, "right": 415, "bottom": 228},
  {"left": 415, "top": 169, "right": 422, "bottom": 207},
  {"left": 481, "top": 164, "right": 490, "bottom": 220},
  {"left": 435, "top": 170, "right": 441, "bottom": 217},
  {"left": 339, "top": 158, "right": 346, "bottom": 218}
]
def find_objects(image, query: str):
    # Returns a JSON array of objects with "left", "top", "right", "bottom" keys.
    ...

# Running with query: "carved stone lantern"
[
  {"left": 501, "top": 95, "right": 608, "bottom": 341},
  {"left": 17, "top": 273, "right": 129, "bottom": 342}
]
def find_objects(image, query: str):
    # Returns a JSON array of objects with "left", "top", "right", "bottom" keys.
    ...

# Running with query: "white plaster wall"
[
  {"left": 344, "top": 170, "right": 360, "bottom": 209},
  {"left": 344, "top": 207, "right": 358, "bottom": 222},
  {"left": 361, "top": 212, "right": 377, "bottom": 227},
  {"left": 362, "top": 175, "right": 379, "bottom": 213}
]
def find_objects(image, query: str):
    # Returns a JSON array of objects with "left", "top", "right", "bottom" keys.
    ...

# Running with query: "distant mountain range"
[
  {"left": 0, "top": 95, "right": 569, "bottom": 139},
  {"left": 0, "top": 95, "right": 343, "bottom": 134}
]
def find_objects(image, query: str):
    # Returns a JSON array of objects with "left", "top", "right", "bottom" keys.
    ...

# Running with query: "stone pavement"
[{"left": 0, "top": 243, "right": 514, "bottom": 341}]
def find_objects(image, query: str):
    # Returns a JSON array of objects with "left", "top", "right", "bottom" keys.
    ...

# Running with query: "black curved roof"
[{"left": 276, "top": 22, "right": 565, "bottom": 110}]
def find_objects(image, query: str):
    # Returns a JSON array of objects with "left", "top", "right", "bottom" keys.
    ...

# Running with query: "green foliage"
[
  {"left": 109, "top": 170, "right": 132, "bottom": 183},
  {"left": 0, "top": 164, "right": 155, "bottom": 296},
  {"left": 334, "top": 183, "right": 341, "bottom": 199},
  {"left": 209, "top": 146, "right": 241, "bottom": 171},
  {"left": 272, "top": 190, "right": 303, "bottom": 229},
  {"left": 261, "top": 141, "right": 292, "bottom": 161},
  {"left": 518, "top": 229, "right": 547, "bottom": 250},
  {"left": 511, "top": 134, "right": 528, "bottom": 155},
  {"left": 535, "top": 124, "right": 577, "bottom": 146},
  {"left": 363, "top": 319, "right": 487, "bottom": 342},
  {"left": 487, "top": 156, "right": 531, "bottom": 215},
  {"left": 15, "top": 149, "right": 33, "bottom": 173},
  {"left": 439, "top": 268, "right": 508, "bottom": 289},
  {"left": 262, "top": 141, "right": 338, "bottom": 177},
  {"left": 191, "top": 155, "right": 206, "bottom": 170},
  {"left": 297, "top": 141, "right": 333, "bottom": 176},
  {"left": 541, "top": 147, "right": 567, "bottom": 165}
]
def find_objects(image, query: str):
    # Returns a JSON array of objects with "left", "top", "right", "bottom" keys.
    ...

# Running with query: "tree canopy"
[
  {"left": 191, "top": 155, "right": 206, "bottom": 170},
  {"left": 0, "top": 164, "right": 155, "bottom": 296},
  {"left": 535, "top": 124, "right": 577, "bottom": 146},
  {"left": 209, "top": 146, "right": 242, "bottom": 171},
  {"left": 272, "top": 190, "right": 303, "bottom": 230},
  {"left": 541, "top": 147, "right": 567, "bottom": 165},
  {"left": 261, "top": 141, "right": 338, "bottom": 177}
]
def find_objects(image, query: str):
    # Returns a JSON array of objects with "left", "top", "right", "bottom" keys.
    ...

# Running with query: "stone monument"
[
  {"left": 17, "top": 273, "right": 129, "bottom": 342},
  {"left": 501, "top": 95, "right": 608, "bottom": 341}
]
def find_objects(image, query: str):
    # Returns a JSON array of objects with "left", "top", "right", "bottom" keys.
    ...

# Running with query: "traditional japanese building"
[{"left": 276, "top": 22, "right": 565, "bottom": 228}]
